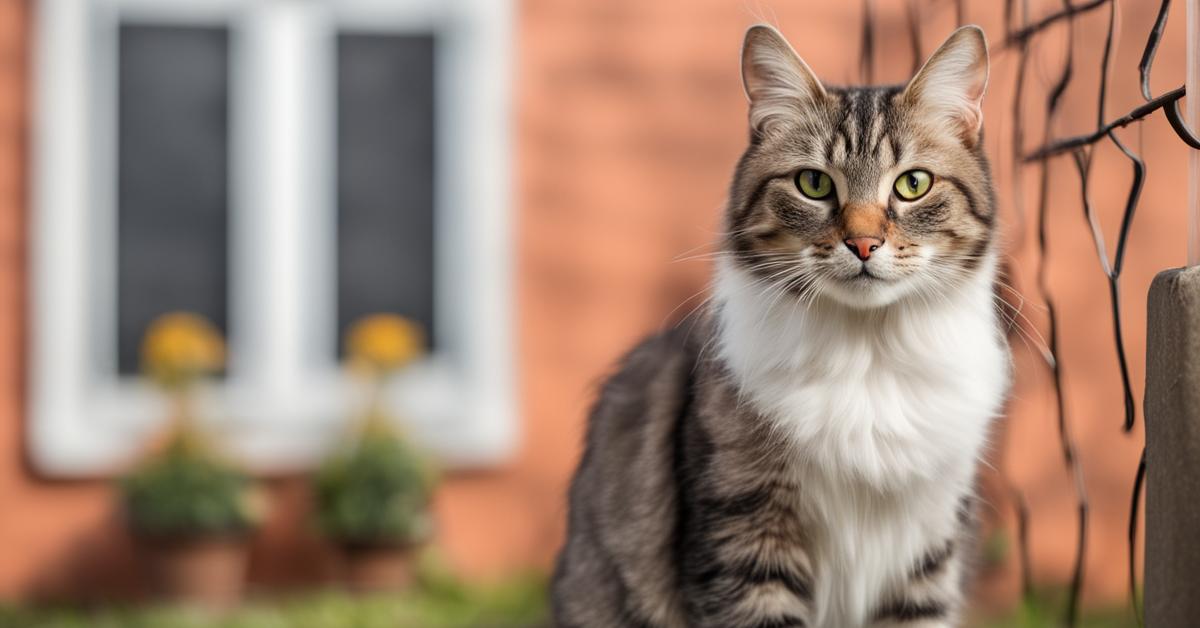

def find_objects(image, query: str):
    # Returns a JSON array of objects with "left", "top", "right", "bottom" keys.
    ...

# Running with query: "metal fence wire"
[{"left": 856, "top": 0, "right": 1200, "bottom": 625}]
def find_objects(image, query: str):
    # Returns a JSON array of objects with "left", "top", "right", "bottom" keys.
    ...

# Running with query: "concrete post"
[{"left": 1144, "top": 266, "right": 1200, "bottom": 625}]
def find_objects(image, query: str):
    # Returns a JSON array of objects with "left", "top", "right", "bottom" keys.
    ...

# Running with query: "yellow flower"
[
  {"left": 141, "top": 312, "right": 226, "bottom": 388},
  {"left": 346, "top": 314, "right": 424, "bottom": 373}
]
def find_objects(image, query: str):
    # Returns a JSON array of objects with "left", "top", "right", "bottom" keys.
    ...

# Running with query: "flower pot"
[
  {"left": 339, "top": 542, "right": 415, "bottom": 592},
  {"left": 138, "top": 535, "right": 250, "bottom": 608}
]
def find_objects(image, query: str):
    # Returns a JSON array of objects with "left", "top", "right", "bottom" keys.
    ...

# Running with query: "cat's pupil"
[{"left": 907, "top": 173, "right": 918, "bottom": 189}]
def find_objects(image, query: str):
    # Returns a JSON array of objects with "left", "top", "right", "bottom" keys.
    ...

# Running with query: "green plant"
[
  {"left": 120, "top": 312, "right": 258, "bottom": 538},
  {"left": 314, "top": 315, "right": 435, "bottom": 546},
  {"left": 313, "top": 424, "right": 433, "bottom": 545},
  {"left": 120, "top": 430, "right": 258, "bottom": 537}
]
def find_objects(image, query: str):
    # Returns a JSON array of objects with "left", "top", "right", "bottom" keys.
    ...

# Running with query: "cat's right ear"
[
  {"left": 741, "top": 25, "right": 826, "bottom": 137},
  {"left": 902, "top": 25, "right": 989, "bottom": 146}
]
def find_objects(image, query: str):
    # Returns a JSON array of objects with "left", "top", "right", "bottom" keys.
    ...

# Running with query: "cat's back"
[{"left": 552, "top": 322, "right": 703, "bottom": 628}]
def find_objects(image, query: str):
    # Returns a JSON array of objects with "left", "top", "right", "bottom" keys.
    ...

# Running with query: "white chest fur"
[{"left": 714, "top": 260, "right": 1010, "bottom": 627}]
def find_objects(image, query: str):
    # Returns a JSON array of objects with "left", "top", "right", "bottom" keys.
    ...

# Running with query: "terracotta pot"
[
  {"left": 138, "top": 535, "right": 250, "bottom": 608},
  {"left": 340, "top": 542, "right": 415, "bottom": 592}
]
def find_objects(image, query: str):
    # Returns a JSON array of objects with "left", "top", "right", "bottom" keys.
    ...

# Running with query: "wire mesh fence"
[{"left": 858, "top": 0, "right": 1200, "bottom": 624}]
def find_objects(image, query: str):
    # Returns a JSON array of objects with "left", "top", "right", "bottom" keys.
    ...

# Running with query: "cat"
[{"left": 551, "top": 23, "right": 1008, "bottom": 628}]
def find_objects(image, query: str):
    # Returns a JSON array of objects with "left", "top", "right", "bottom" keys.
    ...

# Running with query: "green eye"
[
  {"left": 894, "top": 170, "right": 932, "bottom": 200},
  {"left": 796, "top": 170, "right": 834, "bottom": 200}
]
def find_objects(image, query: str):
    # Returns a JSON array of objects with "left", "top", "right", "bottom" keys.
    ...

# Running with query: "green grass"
[
  {"left": 1, "top": 576, "right": 1141, "bottom": 628},
  {"left": 978, "top": 594, "right": 1138, "bottom": 628},
  {"left": 0, "top": 571, "right": 548, "bottom": 628}
]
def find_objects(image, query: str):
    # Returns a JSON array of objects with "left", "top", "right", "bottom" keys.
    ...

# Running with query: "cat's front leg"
[
  {"left": 682, "top": 577, "right": 814, "bottom": 628},
  {"left": 679, "top": 545, "right": 816, "bottom": 628},
  {"left": 872, "top": 620, "right": 957, "bottom": 628},
  {"left": 869, "top": 598, "right": 961, "bottom": 628},
  {"left": 869, "top": 540, "right": 967, "bottom": 628}
]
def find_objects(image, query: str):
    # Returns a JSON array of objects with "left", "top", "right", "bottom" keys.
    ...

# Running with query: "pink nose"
[{"left": 844, "top": 237, "right": 883, "bottom": 261}]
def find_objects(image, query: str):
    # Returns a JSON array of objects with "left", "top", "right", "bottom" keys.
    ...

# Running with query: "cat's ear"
[
  {"left": 903, "top": 25, "right": 989, "bottom": 145},
  {"left": 741, "top": 25, "right": 826, "bottom": 136}
]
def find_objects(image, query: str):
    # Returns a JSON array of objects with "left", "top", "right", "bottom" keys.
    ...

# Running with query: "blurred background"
[{"left": 0, "top": 0, "right": 1191, "bottom": 625}]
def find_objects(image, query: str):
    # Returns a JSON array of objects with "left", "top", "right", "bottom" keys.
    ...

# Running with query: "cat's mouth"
[{"left": 851, "top": 267, "right": 882, "bottom": 281}]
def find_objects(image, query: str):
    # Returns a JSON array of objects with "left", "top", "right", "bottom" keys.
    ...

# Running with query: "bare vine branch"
[
  {"left": 1002, "top": 0, "right": 1108, "bottom": 48},
  {"left": 1024, "top": 86, "right": 1186, "bottom": 160}
]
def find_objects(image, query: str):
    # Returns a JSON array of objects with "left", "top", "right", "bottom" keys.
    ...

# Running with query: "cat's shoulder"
[{"left": 583, "top": 317, "right": 709, "bottom": 444}]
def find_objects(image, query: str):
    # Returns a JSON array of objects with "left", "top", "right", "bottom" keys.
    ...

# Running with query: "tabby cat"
[{"left": 552, "top": 24, "right": 1009, "bottom": 628}]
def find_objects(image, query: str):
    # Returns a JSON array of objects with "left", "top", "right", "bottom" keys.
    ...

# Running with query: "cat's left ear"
[{"left": 903, "top": 25, "right": 989, "bottom": 146}]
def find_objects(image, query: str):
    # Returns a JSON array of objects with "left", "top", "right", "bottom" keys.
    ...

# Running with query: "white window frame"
[{"left": 29, "top": 0, "right": 515, "bottom": 476}]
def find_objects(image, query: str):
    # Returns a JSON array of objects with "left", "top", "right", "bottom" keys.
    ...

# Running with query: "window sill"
[{"left": 29, "top": 357, "right": 517, "bottom": 477}]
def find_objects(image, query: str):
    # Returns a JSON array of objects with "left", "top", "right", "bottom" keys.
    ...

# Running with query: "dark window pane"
[
  {"left": 117, "top": 25, "right": 229, "bottom": 374},
  {"left": 337, "top": 33, "right": 436, "bottom": 354}
]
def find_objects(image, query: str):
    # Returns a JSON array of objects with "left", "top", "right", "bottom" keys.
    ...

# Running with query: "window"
[
  {"left": 336, "top": 33, "right": 437, "bottom": 355},
  {"left": 30, "top": 0, "right": 515, "bottom": 476},
  {"left": 117, "top": 24, "right": 231, "bottom": 374}
]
